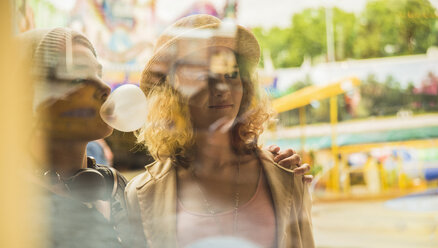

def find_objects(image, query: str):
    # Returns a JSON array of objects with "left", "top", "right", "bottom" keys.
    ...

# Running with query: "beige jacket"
[{"left": 125, "top": 149, "right": 314, "bottom": 248}]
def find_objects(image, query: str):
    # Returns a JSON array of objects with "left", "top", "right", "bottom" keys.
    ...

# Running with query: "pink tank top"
[{"left": 177, "top": 169, "right": 276, "bottom": 248}]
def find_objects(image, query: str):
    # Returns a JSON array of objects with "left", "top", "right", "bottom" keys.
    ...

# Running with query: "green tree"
[
  {"left": 288, "top": 8, "right": 327, "bottom": 67},
  {"left": 252, "top": 26, "right": 293, "bottom": 67},
  {"left": 401, "top": 0, "right": 438, "bottom": 53},
  {"left": 332, "top": 8, "right": 357, "bottom": 60},
  {"left": 253, "top": 7, "right": 357, "bottom": 68},
  {"left": 357, "top": 74, "right": 414, "bottom": 117},
  {"left": 355, "top": 0, "right": 437, "bottom": 58},
  {"left": 254, "top": 0, "right": 437, "bottom": 68}
]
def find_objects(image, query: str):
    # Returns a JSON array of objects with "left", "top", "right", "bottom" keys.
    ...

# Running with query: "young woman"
[
  {"left": 21, "top": 27, "right": 127, "bottom": 248},
  {"left": 126, "top": 14, "right": 314, "bottom": 248}
]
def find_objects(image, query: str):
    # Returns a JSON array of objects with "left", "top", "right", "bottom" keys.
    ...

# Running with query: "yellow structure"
[
  {"left": 272, "top": 77, "right": 361, "bottom": 193},
  {"left": 1, "top": 2, "right": 42, "bottom": 247},
  {"left": 272, "top": 77, "right": 360, "bottom": 113}
]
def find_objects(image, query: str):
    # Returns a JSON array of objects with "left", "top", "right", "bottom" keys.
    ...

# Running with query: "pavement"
[{"left": 312, "top": 199, "right": 438, "bottom": 248}]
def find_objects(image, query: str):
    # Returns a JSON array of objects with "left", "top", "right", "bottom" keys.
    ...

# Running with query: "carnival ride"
[{"left": 270, "top": 77, "right": 438, "bottom": 197}]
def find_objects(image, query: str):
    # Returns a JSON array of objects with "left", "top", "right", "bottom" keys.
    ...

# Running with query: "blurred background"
[{"left": 9, "top": 0, "right": 438, "bottom": 247}]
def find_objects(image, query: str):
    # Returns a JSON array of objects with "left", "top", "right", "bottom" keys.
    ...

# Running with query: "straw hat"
[{"left": 140, "top": 14, "right": 261, "bottom": 96}]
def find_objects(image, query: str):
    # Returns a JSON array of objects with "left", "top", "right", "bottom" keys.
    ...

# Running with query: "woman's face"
[
  {"left": 175, "top": 47, "right": 243, "bottom": 131},
  {"left": 38, "top": 44, "right": 113, "bottom": 141}
]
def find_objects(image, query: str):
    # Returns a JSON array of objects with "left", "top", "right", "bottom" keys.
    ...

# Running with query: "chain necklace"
[{"left": 190, "top": 156, "right": 241, "bottom": 235}]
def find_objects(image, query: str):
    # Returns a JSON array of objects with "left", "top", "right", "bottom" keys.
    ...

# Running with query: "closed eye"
[
  {"left": 224, "top": 71, "right": 239, "bottom": 79},
  {"left": 71, "top": 78, "right": 87, "bottom": 84}
]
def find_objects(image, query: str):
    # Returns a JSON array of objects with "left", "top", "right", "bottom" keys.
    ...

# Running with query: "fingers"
[
  {"left": 267, "top": 145, "right": 280, "bottom": 155},
  {"left": 277, "top": 154, "right": 301, "bottom": 169},
  {"left": 293, "top": 163, "right": 311, "bottom": 176},
  {"left": 302, "top": 175, "right": 313, "bottom": 183},
  {"left": 271, "top": 148, "right": 312, "bottom": 181},
  {"left": 273, "top": 148, "right": 296, "bottom": 163}
]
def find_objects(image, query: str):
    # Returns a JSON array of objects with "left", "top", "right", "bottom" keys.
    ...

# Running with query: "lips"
[
  {"left": 208, "top": 104, "right": 234, "bottom": 109},
  {"left": 60, "top": 108, "right": 96, "bottom": 118}
]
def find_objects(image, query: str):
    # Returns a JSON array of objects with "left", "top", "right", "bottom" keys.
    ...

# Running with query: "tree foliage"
[
  {"left": 253, "top": 0, "right": 438, "bottom": 68},
  {"left": 355, "top": 0, "right": 437, "bottom": 57}
]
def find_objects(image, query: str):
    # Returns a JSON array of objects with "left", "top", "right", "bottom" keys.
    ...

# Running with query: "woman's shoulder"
[
  {"left": 125, "top": 164, "right": 154, "bottom": 194},
  {"left": 125, "top": 170, "right": 150, "bottom": 193},
  {"left": 125, "top": 158, "right": 174, "bottom": 193}
]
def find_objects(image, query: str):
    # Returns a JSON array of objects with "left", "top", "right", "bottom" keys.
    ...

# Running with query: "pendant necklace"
[{"left": 190, "top": 156, "right": 241, "bottom": 235}]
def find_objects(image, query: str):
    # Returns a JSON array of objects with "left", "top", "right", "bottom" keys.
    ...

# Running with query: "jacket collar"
[
  {"left": 257, "top": 149, "right": 295, "bottom": 247},
  {"left": 135, "top": 158, "right": 178, "bottom": 247}
]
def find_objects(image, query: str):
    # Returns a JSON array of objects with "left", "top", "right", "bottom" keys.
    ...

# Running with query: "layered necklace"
[{"left": 190, "top": 156, "right": 241, "bottom": 235}]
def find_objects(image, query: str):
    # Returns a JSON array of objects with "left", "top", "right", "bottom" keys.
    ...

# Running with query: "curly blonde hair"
[{"left": 136, "top": 55, "right": 275, "bottom": 166}]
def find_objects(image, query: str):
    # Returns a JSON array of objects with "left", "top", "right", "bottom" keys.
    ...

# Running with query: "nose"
[
  {"left": 92, "top": 78, "right": 111, "bottom": 102},
  {"left": 211, "top": 76, "right": 231, "bottom": 98}
]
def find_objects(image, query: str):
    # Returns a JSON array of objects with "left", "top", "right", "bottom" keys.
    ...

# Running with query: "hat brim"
[{"left": 140, "top": 22, "right": 260, "bottom": 96}]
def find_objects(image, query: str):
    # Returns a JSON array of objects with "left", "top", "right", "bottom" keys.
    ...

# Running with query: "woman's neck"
[
  {"left": 45, "top": 138, "right": 88, "bottom": 178},
  {"left": 193, "top": 130, "right": 237, "bottom": 174}
]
